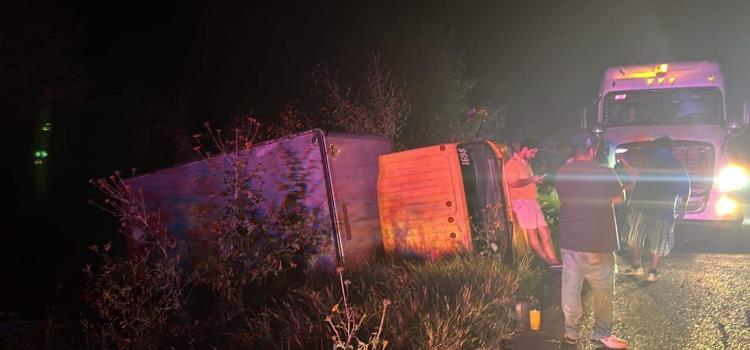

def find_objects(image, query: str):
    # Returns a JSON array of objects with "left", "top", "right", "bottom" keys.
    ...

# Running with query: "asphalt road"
[{"left": 512, "top": 223, "right": 750, "bottom": 350}]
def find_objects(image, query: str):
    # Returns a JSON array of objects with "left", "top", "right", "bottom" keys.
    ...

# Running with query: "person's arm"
[
  {"left": 605, "top": 167, "right": 626, "bottom": 204},
  {"left": 617, "top": 156, "right": 637, "bottom": 192},
  {"left": 505, "top": 159, "right": 542, "bottom": 188},
  {"left": 509, "top": 175, "right": 543, "bottom": 188},
  {"left": 673, "top": 168, "right": 691, "bottom": 220},
  {"left": 611, "top": 191, "right": 625, "bottom": 204}
]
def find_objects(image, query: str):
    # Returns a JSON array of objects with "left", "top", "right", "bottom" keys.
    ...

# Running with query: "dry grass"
[{"left": 231, "top": 255, "right": 537, "bottom": 350}]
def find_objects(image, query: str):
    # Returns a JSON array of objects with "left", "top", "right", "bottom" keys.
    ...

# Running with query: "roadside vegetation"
[{"left": 4, "top": 52, "right": 541, "bottom": 349}]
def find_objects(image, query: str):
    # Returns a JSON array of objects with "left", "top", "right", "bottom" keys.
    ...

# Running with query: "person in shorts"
[
  {"left": 505, "top": 137, "right": 560, "bottom": 266},
  {"left": 623, "top": 136, "right": 690, "bottom": 282}
]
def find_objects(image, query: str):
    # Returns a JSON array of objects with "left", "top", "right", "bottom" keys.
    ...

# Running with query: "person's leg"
[
  {"left": 526, "top": 228, "right": 551, "bottom": 264},
  {"left": 583, "top": 252, "right": 615, "bottom": 341},
  {"left": 561, "top": 249, "right": 585, "bottom": 341},
  {"left": 624, "top": 210, "right": 645, "bottom": 272},
  {"left": 512, "top": 200, "right": 547, "bottom": 263},
  {"left": 647, "top": 219, "right": 675, "bottom": 280},
  {"left": 650, "top": 254, "right": 663, "bottom": 271},
  {"left": 538, "top": 225, "right": 560, "bottom": 265},
  {"left": 631, "top": 245, "right": 642, "bottom": 266}
]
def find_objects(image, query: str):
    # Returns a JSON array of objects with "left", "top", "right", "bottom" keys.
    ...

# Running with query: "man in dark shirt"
[
  {"left": 554, "top": 132, "right": 628, "bottom": 349},
  {"left": 623, "top": 136, "right": 690, "bottom": 282}
]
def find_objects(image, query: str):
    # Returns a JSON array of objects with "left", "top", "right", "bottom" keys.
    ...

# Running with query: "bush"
[
  {"left": 537, "top": 184, "right": 561, "bottom": 254},
  {"left": 84, "top": 121, "right": 327, "bottom": 349},
  {"left": 83, "top": 174, "right": 195, "bottom": 350},
  {"left": 81, "top": 118, "right": 539, "bottom": 349},
  {"left": 537, "top": 184, "right": 560, "bottom": 234},
  {"left": 233, "top": 255, "right": 536, "bottom": 350},
  {"left": 81, "top": 243, "right": 194, "bottom": 350}
]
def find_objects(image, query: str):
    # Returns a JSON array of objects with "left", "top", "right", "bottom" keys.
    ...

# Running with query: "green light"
[
  {"left": 34, "top": 150, "right": 48, "bottom": 158},
  {"left": 42, "top": 122, "right": 53, "bottom": 132}
]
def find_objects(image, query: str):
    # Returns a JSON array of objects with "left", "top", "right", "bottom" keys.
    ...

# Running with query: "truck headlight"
[
  {"left": 716, "top": 164, "right": 750, "bottom": 192},
  {"left": 715, "top": 195, "right": 740, "bottom": 217}
]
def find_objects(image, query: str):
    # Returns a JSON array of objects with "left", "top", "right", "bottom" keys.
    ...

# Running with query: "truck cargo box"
[{"left": 125, "top": 129, "right": 392, "bottom": 271}]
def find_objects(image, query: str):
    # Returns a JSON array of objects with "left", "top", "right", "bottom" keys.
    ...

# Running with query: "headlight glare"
[
  {"left": 716, "top": 165, "right": 750, "bottom": 192},
  {"left": 715, "top": 195, "right": 739, "bottom": 217}
]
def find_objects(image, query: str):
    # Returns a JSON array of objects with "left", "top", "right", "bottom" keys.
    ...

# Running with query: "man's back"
[
  {"left": 555, "top": 160, "right": 623, "bottom": 252},
  {"left": 629, "top": 147, "right": 690, "bottom": 219}
]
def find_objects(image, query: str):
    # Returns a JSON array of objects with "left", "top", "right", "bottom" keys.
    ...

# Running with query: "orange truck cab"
[{"left": 377, "top": 140, "right": 527, "bottom": 260}]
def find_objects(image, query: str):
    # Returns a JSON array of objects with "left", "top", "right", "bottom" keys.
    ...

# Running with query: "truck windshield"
[
  {"left": 456, "top": 142, "right": 511, "bottom": 252},
  {"left": 602, "top": 88, "right": 723, "bottom": 126}
]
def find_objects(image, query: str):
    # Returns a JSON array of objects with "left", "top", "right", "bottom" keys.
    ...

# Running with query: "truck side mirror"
[
  {"left": 591, "top": 123, "right": 606, "bottom": 135},
  {"left": 580, "top": 106, "right": 588, "bottom": 130},
  {"left": 725, "top": 120, "right": 742, "bottom": 132},
  {"left": 723, "top": 119, "right": 744, "bottom": 150}
]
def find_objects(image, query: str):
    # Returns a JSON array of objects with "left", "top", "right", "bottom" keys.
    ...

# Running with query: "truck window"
[
  {"left": 456, "top": 142, "right": 512, "bottom": 250},
  {"left": 727, "top": 129, "right": 750, "bottom": 166},
  {"left": 602, "top": 88, "right": 723, "bottom": 126}
]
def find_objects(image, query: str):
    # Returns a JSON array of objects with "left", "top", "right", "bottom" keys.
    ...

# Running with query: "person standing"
[
  {"left": 623, "top": 136, "right": 690, "bottom": 282},
  {"left": 505, "top": 137, "right": 561, "bottom": 267},
  {"left": 555, "top": 132, "right": 628, "bottom": 349}
]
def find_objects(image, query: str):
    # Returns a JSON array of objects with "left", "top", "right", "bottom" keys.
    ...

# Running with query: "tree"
[
  {"left": 380, "top": 25, "right": 478, "bottom": 148},
  {"left": 312, "top": 52, "right": 410, "bottom": 143}
]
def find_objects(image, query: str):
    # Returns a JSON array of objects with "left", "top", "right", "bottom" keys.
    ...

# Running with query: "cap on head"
[
  {"left": 570, "top": 132, "right": 595, "bottom": 152},
  {"left": 520, "top": 137, "right": 539, "bottom": 151},
  {"left": 652, "top": 135, "right": 673, "bottom": 150}
]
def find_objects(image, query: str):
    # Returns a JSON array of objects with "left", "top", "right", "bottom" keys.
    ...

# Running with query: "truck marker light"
[
  {"left": 669, "top": 77, "right": 676, "bottom": 84},
  {"left": 647, "top": 78, "right": 655, "bottom": 85},
  {"left": 708, "top": 75, "right": 715, "bottom": 81},
  {"left": 658, "top": 77, "right": 666, "bottom": 84},
  {"left": 631, "top": 71, "right": 656, "bottom": 78},
  {"left": 615, "top": 94, "right": 627, "bottom": 100},
  {"left": 716, "top": 195, "right": 739, "bottom": 217},
  {"left": 615, "top": 148, "right": 628, "bottom": 154},
  {"left": 656, "top": 63, "right": 669, "bottom": 74}
]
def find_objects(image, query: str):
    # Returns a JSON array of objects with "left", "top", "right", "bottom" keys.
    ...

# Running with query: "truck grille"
[
  {"left": 672, "top": 142, "right": 714, "bottom": 213},
  {"left": 618, "top": 141, "right": 714, "bottom": 213}
]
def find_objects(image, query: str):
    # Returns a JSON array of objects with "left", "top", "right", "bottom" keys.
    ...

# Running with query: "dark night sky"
[
  {"left": 77, "top": 0, "right": 750, "bottom": 137},
  {"left": 4, "top": 0, "right": 750, "bottom": 313}
]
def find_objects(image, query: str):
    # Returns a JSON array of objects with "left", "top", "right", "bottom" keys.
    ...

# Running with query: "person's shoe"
[
  {"left": 591, "top": 334, "right": 629, "bottom": 349},
  {"left": 646, "top": 269, "right": 660, "bottom": 282},
  {"left": 563, "top": 335, "right": 578, "bottom": 346},
  {"left": 624, "top": 265, "right": 644, "bottom": 276}
]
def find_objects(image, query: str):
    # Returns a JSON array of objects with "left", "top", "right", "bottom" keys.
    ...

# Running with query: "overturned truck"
[{"left": 125, "top": 129, "right": 524, "bottom": 271}]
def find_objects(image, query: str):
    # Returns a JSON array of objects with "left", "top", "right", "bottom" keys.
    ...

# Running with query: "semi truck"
[
  {"left": 595, "top": 61, "right": 749, "bottom": 225},
  {"left": 124, "top": 129, "right": 525, "bottom": 270}
]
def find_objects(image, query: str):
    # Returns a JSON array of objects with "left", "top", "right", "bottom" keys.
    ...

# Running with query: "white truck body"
[{"left": 597, "top": 61, "right": 743, "bottom": 221}]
